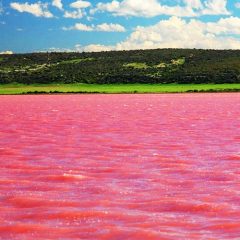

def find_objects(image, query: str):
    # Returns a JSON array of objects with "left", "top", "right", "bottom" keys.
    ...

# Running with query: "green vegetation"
[
  {"left": 0, "top": 83, "right": 240, "bottom": 95},
  {"left": 124, "top": 62, "right": 149, "bottom": 69},
  {"left": 171, "top": 57, "right": 185, "bottom": 65},
  {"left": 0, "top": 49, "right": 240, "bottom": 85},
  {"left": 59, "top": 58, "right": 95, "bottom": 65}
]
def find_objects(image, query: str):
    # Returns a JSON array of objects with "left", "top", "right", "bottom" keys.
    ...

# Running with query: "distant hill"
[{"left": 0, "top": 49, "right": 240, "bottom": 84}]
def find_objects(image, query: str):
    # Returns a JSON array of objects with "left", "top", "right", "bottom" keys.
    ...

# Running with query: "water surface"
[{"left": 0, "top": 94, "right": 240, "bottom": 239}]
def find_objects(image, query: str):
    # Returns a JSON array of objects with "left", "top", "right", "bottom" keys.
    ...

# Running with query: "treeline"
[{"left": 0, "top": 49, "right": 240, "bottom": 84}]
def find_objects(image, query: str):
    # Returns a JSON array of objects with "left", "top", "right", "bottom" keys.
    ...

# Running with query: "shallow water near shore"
[{"left": 0, "top": 93, "right": 240, "bottom": 239}]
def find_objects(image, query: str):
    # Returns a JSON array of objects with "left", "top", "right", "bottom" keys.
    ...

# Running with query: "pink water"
[{"left": 0, "top": 94, "right": 240, "bottom": 239}]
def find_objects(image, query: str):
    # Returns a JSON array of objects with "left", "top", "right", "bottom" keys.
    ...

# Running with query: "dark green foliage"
[{"left": 0, "top": 49, "right": 240, "bottom": 84}]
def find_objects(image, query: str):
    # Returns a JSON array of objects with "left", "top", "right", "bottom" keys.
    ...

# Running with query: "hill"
[{"left": 0, "top": 49, "right": 240, "bottom": 84}]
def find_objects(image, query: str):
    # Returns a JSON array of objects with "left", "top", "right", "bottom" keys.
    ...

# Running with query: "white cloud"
[
  {"left": 201, "top": 0, "right": 230, "bottom": 15},
  {"left": 52, "top": 0, "right": 63, "bottom": 10},
  {"left": 70, "top": 0, "right": 91, "bottom": 9},
  {"left": 235, "top": 2, "right": 240, "bottom": 8},
  {"left": 64, "top": 9, "right": 85, "bottom": 18},
  {"left": 206, "top": 17, "right": 240, "bottom": 35},
  {"left": 63, "top": 0, "right": 90, "bottom": 19},
  {"left": 63, "top": 22, "right": 126, "bottom": 32},
  {"left": 94, "top": 0, "right": 230, "bottom": 18},
  {"left": 183, "top": 0, "right": 203, "bottom": 9},
  {"left": 0, "top": 50, "right": 13, "bottom": 54},
  {"left": 96, "top": 23, "right": 125, "bottom": 32},
  {"left": 77, "top": 16, "right": 240, "bottom": 52},
  {"left": 63, "top": 23, "right": 93, "bottom": 31},
  {"left": 86, "top": 16, "right": 94, "bottom": 21},
  {"left": 10, "top": 2, "right": 53, "bottom": 18},
  {"left": 75, "top": 44, "right": 114, "bottom": 52},
  {"left": 48, "top": 47, "right": 72, "bottom": 52},
  {"left": 0, "top": 0, "right": 3, "bottom": 14}
]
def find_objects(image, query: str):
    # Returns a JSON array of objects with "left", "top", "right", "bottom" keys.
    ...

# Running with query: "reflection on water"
[{"left": 0, "top": 94, "right": 240, "bottom": 239}]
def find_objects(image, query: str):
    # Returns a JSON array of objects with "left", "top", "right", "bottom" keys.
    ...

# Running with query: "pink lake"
[{"left": 0, "top": 93, "right": 240, "bottom": 239}]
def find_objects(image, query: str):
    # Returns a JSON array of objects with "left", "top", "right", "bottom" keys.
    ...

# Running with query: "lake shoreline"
[
  {"left": 0, "top": 83, "right": 240, "bottom": 95},
  {"left": 1, "top": 91, "right": 240, "bottom": 96}
]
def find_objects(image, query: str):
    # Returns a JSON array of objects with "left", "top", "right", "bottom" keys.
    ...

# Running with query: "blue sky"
[{"left": 0, "top": 0, "right": 240, "bottom": 53}]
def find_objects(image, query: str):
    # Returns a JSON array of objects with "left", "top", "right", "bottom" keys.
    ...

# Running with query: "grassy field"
[{"left": 0, "top": 83, "right": 240, "bottom": 95}]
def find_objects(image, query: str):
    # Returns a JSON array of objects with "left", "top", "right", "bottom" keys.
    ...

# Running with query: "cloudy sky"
[{"left": 0, "top": 0, "right": 240, "bottom": 53}]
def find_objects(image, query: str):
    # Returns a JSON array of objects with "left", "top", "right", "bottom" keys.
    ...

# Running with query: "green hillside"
[{"left": 0, "top": 49, "right": 240, "bottom": 84}]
